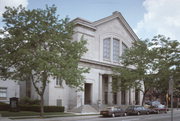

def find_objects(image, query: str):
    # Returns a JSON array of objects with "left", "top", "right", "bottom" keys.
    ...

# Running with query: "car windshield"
[
  {"left": 106, "top": 107, "right": 115, "bottom": 111},
  {"left": 152, "top": 101, "right": 161, "bottom": 106},
  {"left": 127, "top": 106, "right": 135, "bottom": 110},
  {"left": 157, "top": 104, "right": 165, "bottom": 108}
]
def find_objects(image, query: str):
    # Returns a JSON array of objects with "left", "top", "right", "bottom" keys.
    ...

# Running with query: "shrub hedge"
[
  {"left": 19, "top": 97, "right": 40, "bottom": 105},
  {"left": 0, "top": 102, "right": 9, "bottom": 111},
  {"left": 19, "top": 105, "right": 64, "bottom": 112},
  {"left": 0, "top": 102, "right": 64, "bottom": 112}
]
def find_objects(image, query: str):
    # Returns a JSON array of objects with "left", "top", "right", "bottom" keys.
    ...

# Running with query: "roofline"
[
  {"left": 72, "top": 11, "right": 139, "bottom": 41},
  {"left": 71, "top": 17, "right": 96, "bottom": 30},
  {"left": 93, "top": 11, "right": 139, "bottom": 41}
]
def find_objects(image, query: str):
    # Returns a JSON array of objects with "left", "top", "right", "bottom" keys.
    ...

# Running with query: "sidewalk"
[{"left": 0, "top": 112, "right": 100, "bottom": 121}]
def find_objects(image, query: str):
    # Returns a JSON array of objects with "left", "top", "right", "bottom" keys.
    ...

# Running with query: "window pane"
[
  {"left": 0, "top": 88, "right": 7, "bottom": 98},
  {"left": 122, "top": 42, "right": 128, "bottom": 55},
  {"left": 113, "top": 38, "right": 119, "bottom": 62},
  {"left": 56, "top": 77, "right": 62, "bottom": 86},
  {"left": 103, "top": 38, "right": 111, "bottom": 60}
]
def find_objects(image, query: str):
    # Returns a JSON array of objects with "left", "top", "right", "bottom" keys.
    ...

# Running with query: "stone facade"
[
  {"left": 0, "top": 79, "right": 20, "bottom": 104},
  {"left": 43, "top": 11, "right": 143, "bottom": 110}
]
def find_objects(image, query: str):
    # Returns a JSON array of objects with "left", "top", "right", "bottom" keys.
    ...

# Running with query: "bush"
[
  {"left": 19, "top": 97, "right": 40, "bottom": 105},
  {"left": 44, "top": 106, "right": 65, "bottom": 112},
  {"left": 0, "top": 102, "right": 9, "bottom": 111},
  {"left": 0, "top": 100, "right": 64, "bottom": 112},
  {"left": 19, "top": 105, "right": 64, "bottom": 112}
]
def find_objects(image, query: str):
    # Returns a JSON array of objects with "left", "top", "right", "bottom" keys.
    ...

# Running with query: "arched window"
[
  {"left": 103, "top": 37, "right": 121, "bottom": 62},
  {"left": 103, "top": 38, "right": 111, "bottom": 60}
]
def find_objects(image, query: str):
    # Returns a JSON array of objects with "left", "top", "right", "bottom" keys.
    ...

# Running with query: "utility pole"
[{"left": 169, "top": 76, "right": 174, "bottom": 121}]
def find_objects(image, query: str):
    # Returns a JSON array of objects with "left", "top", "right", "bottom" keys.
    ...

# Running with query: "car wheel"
[
  {"left": 112, "top": 113, "right": 115, "bottom": 117},
  {"left": 137, "top": 112, "right": 140, "bottom": 115},
  {"left": 124, "top": 112, "right": 127, "bottom": 116},
  {"left": 157, "top": 110, "right": 160, "bottom": 114},
  {"left": 146, "top": 111, "right": 149, "bottom": 115}
]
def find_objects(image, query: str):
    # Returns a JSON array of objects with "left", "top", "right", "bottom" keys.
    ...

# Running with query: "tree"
[
  {"left": 113, "top": 35, "right": 180, "bottom": 105},
  {"left": 151, "top": 35, "right": 180, "bottom": 104},
  {"left": 113, "top": 40, "right": 157, "bottom": 105},
  {"left": 0, "top": 5, "right": 88, "bottom": 117}
]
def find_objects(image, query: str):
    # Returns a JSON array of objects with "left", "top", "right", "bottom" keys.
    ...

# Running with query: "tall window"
[
  {"left": 56, "top": 77, "right": 62, "bottom": 86},
  {"left": 121, "top": 90, "right": 126, "bottom": 105},
  {"left": 103, "top": 38, "right": 111, "bottom": 60},
  {"left": 113, "top": 92, "right": 117, "bottom": 104},
  {"left": 0, "top": 87, "right": 7, "bottom": 100},
  {"left": 122, "top": 42, "right": 128, "bottom": 55},
  {"left": 113, "top": 38, "right": 120, "bottom": 62}
]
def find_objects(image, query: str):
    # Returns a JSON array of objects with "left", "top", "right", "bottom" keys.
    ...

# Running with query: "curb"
[{"left": 9, "top": 113, "right": 100, "bottom": 120}]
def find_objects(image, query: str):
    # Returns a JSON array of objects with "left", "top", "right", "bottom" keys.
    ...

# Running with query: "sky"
[{"left": 0, "top": 0, "right": 180, "bottom": 41}]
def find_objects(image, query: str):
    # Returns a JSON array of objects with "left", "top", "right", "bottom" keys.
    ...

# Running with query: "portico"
[{"left": 98, "top": 74, "right": 139, "bottom": 106}]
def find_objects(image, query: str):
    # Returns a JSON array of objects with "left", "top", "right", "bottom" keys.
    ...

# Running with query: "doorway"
[{"left": 84, "top": 83, "right": 92, "bottom": 104}]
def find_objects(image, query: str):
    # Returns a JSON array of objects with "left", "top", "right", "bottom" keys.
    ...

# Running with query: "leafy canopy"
[
  {"left": 113, "top": 35, "right": 180, "bottom": 95},
  {"left": 0, "top": 5, "right": 88, "bottom": 92}
]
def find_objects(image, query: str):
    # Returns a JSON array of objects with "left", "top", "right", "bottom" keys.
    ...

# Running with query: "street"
[{"left": 1, "top": 110, "right": 180, "bottom": 121}]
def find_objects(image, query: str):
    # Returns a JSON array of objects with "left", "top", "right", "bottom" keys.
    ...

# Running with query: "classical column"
[
  {"left": 99, "top": 73, "right": 103, "bottom": 104},
  {"left": 132, "top": 88, "right": 136, "bottom": 105},
  {"left": 117, "top": 91, "right": 121, "bottom": 105},
  {"left": 125, "top": 90, "right": 129, "bottom": 105},
  {"left": 108, "top": 75, "right": 113, "bottom": 105},
  {"left": 139, "top": 91, "right": 143, "bottom": 105},
  {"left": 129, "top": 89, "right": 132, "bottom": 105}
]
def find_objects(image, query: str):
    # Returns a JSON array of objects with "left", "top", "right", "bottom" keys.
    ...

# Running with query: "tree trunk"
[{"left": 40, "top": 94, "right": 44, "bottom": 117}]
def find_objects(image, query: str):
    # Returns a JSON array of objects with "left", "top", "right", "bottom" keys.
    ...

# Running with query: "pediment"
[
  {"left": 92, "top": 11, "right": 138, "bottom": 41},
  {"left": 72, "top": 11, "right": 139, "bottom": 41}
]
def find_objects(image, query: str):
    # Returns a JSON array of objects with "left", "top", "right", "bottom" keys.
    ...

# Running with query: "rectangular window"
[
  {"left": 104, "top": 92, "right": 108, "bottom": 104},
  {"left": 0, "top": 87, "right": 7, "bottom": 100},
  {"left": 56, "top": 77, "right": 62, "bottom": 86},
  {"left": 113, "top": 92, "right": 117, "bottom": 104},
  {"left": 121, "top": 90, "right": 126, "bottom": 105},
  {"left": 103, "top": 38, "right": 111, "bottom": 60},
  {"left": 113, "top": 39, "right": 120, "bottom": 62},
  {"left": 122, "top": 42, "right": 128, "bottom": 55}
]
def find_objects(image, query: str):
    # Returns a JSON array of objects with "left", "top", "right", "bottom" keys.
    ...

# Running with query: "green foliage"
[
  {"left": 0, "top": 102, "right": 9, "bottom": 111},
  {"left": 0, "top": 4, "right": 88, "bottom": 93},
  {"left": 150, "top": 35, "right": 180, "bottom": 93},
  {"left": 113, "top": 35, "right": 180, "bottom": 104},
  {"left": 113, "top": 40, "right": 157, "bottom": 92},
  {"left": 19, "top": 97, "right": 40, "bottom": 105},
  {"left": 19, "top": 105, "right": 64, "bottom": 112},
  {"left": 0, "top": 5, "right": 88, "bottom": 116},
  {"left": 0, "top": 103, "right": 64, "bottom": 112}
]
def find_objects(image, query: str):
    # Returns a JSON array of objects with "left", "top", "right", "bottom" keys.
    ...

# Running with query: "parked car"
[
  {"left": 126, "top": 105, "right": 150, "bottom": 115},
  {"left": 151, "top": 104, "right": 168, "bottom": 113},
  {"left": 100, "top": 107, "right": 126, "bottom": 117},
  {"left": 147, "top": 101, "right": 168, "bottom": 113}
]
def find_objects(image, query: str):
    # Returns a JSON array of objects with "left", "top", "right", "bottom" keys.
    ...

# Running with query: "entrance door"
[{"left": 84, "top": 83, "right": 92, "bottom": 104}]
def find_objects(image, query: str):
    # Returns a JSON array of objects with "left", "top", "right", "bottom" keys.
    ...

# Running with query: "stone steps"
[{"left": 70, "top": 105, "right": 98, "bottom": 114}]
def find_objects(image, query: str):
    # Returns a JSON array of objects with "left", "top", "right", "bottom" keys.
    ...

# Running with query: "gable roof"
[{"left": 72, "top": 11, "right": 139, "bottom": 41}]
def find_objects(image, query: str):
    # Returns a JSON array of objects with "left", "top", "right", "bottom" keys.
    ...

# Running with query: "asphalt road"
[{"left": 1, "top": 110, "right": 180, "bottom": 121}]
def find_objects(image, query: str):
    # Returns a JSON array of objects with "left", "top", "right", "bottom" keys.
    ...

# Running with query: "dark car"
[
  {"left": 126, "top": 105, "right": 150, "bottom": 115},
  {"left": 100, "top": 107, "right": 127, "bottom": 117}
]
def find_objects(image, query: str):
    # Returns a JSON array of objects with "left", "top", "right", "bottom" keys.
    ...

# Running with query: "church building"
[{"left": 0, "top": 11, "right": 143, "bottom": 112}]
